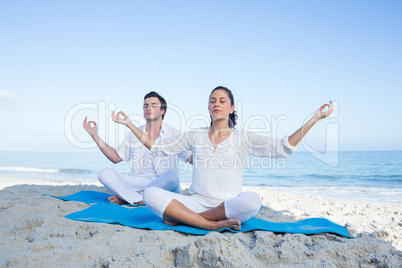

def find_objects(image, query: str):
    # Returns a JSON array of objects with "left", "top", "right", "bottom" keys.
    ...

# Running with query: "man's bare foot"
[
  {"left": 215, "top": 218, "right": 241, "bottom": 231},
  {"left": 108, "top": 195, "right": 128, "bottom": 205},
  {"left": 164, "top": 220, "right": 181, "bottom": 226}
]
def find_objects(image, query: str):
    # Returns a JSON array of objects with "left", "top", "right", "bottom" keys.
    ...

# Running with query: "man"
[{"left": 83, "top": 91, "right": 191, "bottom": 205}]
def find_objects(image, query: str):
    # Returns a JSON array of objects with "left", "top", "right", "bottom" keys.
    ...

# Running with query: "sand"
[{"left": 0, "top": 177, "right": 401, "bottom": 267}]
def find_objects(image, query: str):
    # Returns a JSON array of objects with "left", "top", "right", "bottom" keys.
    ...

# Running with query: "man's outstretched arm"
[{"left": 111, "top": 111, "right": 154, "bottom": 150}]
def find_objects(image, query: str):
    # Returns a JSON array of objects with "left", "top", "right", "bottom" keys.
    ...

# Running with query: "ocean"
[{"left": 0, "top": 150, "right": 401, "bottom": 204}]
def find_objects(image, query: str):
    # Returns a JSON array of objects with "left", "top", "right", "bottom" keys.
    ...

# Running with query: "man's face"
[{"left": 143, "top": 97, "right": 164, "bottom": 121}]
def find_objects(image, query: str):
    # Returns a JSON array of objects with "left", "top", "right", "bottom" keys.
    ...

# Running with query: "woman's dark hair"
[
  {"left": 209, "top": 86, "right": 238, "bottom": 129},
  {"left": 144, "top": 91, "right": 167, "bottom": 120}
]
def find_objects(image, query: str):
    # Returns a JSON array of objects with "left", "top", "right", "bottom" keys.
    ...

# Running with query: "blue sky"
[{"left": 1, "top": 0, "right": 401, "bottom": 152}]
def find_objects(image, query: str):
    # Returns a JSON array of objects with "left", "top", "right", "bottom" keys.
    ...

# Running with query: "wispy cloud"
[{"left": 0, "top": 90, "right": 24, "bottom": 108}]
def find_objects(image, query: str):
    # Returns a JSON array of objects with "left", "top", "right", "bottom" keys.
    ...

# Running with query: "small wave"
[
  {"left": 266, "top": 186, "right": 402, "bottom": 204},
  {"left": 0, "top": 166, "right": 92, "bottom": 174},
  {"left": 59, "top": 168, "right": 92, "bottom": 174},
  {"left": 361, "top": 174, "right": 402, "bottom": 180},
  {"left": 0, "top": 166, "right": 59, "bottom": 173},
  {"left": 303, "top": 174, "right": 402, "bottom": 183}
]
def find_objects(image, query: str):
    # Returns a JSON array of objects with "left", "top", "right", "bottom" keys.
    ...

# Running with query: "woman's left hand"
[{"left": 313, "top": 101, "right": 334, "bottom": 122}]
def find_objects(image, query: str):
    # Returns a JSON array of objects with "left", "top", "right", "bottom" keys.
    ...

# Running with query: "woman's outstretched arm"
[
  {"left": 111, "top": 111, "right": 154, "bottom": 149},
  {"left": 288, "top": 101, "right": 334, "bottom": 147}
]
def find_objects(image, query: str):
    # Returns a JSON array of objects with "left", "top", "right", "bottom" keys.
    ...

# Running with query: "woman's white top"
[{"left": 151, "top": 127, "right": 297, "bottom": 207}]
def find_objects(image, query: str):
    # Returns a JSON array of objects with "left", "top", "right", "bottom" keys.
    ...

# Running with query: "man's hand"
[
  {"left": 83, "top": 117, "right": 98, "bottom": 137},
  {"left": 111, "top": 111, "right": 131, "bottom": 126}
]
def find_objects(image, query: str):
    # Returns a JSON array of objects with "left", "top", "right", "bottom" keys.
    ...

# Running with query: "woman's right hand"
[{"left": 111, "top": 111, "right": 131, "bottom": 126}]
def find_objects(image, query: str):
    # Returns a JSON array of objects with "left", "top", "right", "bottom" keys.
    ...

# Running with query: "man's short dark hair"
[{"left": 144, "top": 91, "right": 167, "bottom": 120}]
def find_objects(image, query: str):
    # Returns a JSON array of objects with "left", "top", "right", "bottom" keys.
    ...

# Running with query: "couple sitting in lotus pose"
[{"left": 84, "top": 86, "right": 333, "bottom": 230}]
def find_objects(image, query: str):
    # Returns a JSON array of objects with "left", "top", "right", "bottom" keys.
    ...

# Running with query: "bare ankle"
[{"left": 215, "top": 218, "right": 241, "bottom": 231}]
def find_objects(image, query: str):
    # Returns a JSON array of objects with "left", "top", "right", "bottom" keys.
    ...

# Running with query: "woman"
[{"left": 112, "top": 86, "right": 334, "bottom": 231}]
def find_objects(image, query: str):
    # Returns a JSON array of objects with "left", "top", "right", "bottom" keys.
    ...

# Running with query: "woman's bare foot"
[
  {"left": 108, "top": 195, "right": 128, "bottom": 205},
  {"left": 215, "top": 218, "right": 241, "bottom": 231},
  {"left": 163, "top": 217, "right": 241, "bottom": 230},
  {"left": 134, "top": 200, "right": 144, "bottom": 205},
  {"left": 162, "top": 199, "right": 241, "bottom": 231}
]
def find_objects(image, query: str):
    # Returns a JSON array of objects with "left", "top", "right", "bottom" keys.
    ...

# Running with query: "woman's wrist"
[{"left": 308, "top": 116, "right": 319, "bottom": 125}]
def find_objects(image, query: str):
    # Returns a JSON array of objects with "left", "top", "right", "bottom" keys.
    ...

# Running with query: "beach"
[{"left": 1, "top": 177, "right": 401, "bottom": 267}]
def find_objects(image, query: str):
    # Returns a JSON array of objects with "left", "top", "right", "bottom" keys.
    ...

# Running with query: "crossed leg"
[
  {"left": 163, "top": 199, "right": 241, "bottom": 231},
  {"left": 99, "top": 169, "right": 181, "bottom": 205},
  {"left": 143, "top": 187, "right": 261, "bottom": 231}
]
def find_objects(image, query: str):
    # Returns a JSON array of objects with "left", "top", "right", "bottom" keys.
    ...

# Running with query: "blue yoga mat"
[
  {"left": 44, "top": 190, "right": 143, "bottom": 206},
  {"left": 65, "top": 203, "right": 352, "bottom": 237}
]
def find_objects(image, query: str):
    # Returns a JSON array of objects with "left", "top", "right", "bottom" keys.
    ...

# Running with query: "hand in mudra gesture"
[
  {"left": 313, "top": 101, "right": 334, "bottom": 122},
  {"left": 111, "top": 111, "right": 131, "bottom": 126},
  {"left": 83, "top": 117, "right": 98, "bottom": 137}
]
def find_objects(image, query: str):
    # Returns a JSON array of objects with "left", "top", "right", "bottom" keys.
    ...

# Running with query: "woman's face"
[{"left": 208, "top": 89, "right": 235, "bottom": 123}]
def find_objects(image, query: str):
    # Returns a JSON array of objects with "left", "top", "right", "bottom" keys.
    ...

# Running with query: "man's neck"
[{"left": 145, "top": 119, "right": 162, "bottom": 139}]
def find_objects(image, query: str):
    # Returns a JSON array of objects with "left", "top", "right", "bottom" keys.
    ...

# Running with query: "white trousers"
[
  {"left": 98, "top": 168, "right": 182, "bottom": 204},
  {"left": 143, "top": 187, "right": 262, "bottom": 222}
]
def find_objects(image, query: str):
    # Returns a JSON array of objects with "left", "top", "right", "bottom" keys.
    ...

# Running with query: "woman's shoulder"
[
  {"left": 232, "top": 129, "right": 266, "bottom": 142},
  {"left": 232, "top": 128, "right": 250, "bottom": 137},
  {"left": 184, "top": 127, "right": 209, "bottom": 142},
  {"left": 186, "top": 127, "right": 209, "bottom": 136},
  {"left": 187, "top": 127, "right": 209, "bottom": 134}
]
